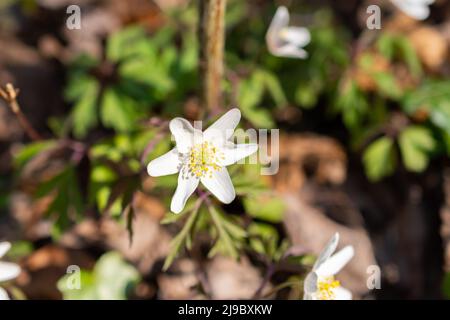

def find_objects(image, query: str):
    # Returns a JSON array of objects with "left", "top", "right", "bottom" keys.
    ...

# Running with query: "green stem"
[
  {"left": 162, "top": 199, "right": 202, "bottom": 271},
  {"left": 207, "top": 201, "right": 238, "bottom": 258}
]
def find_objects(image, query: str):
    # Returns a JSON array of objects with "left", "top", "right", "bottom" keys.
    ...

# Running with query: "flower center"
[
  {"left": 187, "top": 141, "right": 223, "bottom": 178},
  {"left": 317, "top": 276, "right": 341, "bottom": 300},
  {"left": 279, "top": 28, "right": 291, "bottom": 41}
]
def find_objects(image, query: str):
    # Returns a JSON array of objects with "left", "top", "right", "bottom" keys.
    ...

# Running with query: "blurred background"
[{"left": 0, "top": 0, "right": 450, "bottom": 300}]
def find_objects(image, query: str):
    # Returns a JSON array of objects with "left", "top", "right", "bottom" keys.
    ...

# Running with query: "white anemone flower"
[
  {"left": 303, "top": 233, "right": 354, "bottom": 300},
  {"left": 266, "top": 6, "right": 311, "bottom": 59},
  {"left": 0, "top": 242, "right": 21, "bottom": 300},
  {"left": 147, "top": 108, "right": 258, "bottom": 214},
  {"left": 391, "top": 0, "right": 435, "bottom": 20}
]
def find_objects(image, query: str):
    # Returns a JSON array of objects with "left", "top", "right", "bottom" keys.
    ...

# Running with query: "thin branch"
[
  {"left": 0, "top": 83, "right": 42, "bottom": 141},
  {"left": 252, "top": 263, "right": 275, "bottom": 299}
]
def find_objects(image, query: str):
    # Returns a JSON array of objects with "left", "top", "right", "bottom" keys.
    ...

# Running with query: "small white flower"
[
  {"left": 147, "top": 108, "right": 258, "bottom": 214},
  {"left": 391, "top": 0, "right": 435, "bottom": 20},
  {"left": 303, "top": 233, "right": 354, "bottom": 300},
  {"left": 0, "top": 242, "right": 21, "bottom": 300},
  {"left": 266, "top": 6, "right": 311, "bottom": 59}
]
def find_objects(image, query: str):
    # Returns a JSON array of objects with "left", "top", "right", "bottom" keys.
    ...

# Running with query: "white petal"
[
  {"left": 313, "top": 233, "right": 339, "bottom": 271},
  {"left": 0, "top": 287, "right": 9, "bottom": 300},
  {"left": 147, "top": 148, "right": 181, "bottom": 177},
  {"left": 303, "top": 271, "right": 317, "bottom": 299},
  {"left": 267, "top": 6, "right": 290, "bottom": 41},
  {"left": 203, "top": 108, "right": 241, "bottom": 143},
  {"left": 219, "top": 143, "right": 258, "bottom": 166},
  {"left": 0, "top": 242, "right": 11, "bottom": 259},
  {"left": 391, "top": 0, "right": 430, "bottom": 20},
  {"left": 170, "top": 172, "right": 199, "bottom": 214},
  {"left": 315, "top": 245, "right": 354, "bottom": 277},
  {"left": 271, "top": 43, "right": 308, "bottom": 59},
  {"left": 280, "top": 27, "right": 311, "bottom": 47},
  {"left": 408, "top": 0, "right": 434, "bottom": 4},
  {"left": 333, "top": 286, "right": 352, "bottom": 300},
  {"left": 0, "top": 262, "right": 21, "bottom": 282},
  {"left": 201, "top": 167, "right": 235, "bottom": 204},
  {"left": 169, "top": 118, "right": 199, "bottom": 153}
]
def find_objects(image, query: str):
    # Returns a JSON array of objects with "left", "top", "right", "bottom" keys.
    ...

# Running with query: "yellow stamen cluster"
[
  {"left": 279, "top": 28, "right": 288, "bottom": 38},
  {"left": 317, "top": 276, "right": 340, "bottom": 300},
  {"left": 187, "top": 141, "right": 223, "bottom": 178}
]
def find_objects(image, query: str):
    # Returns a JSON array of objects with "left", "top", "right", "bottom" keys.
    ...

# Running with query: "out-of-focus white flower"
[
  {"left": 303, "top": 233, "right": 354, "bottom": 300},
  {"left": 266, "top": 6, "right": 311, "bottom": 59},
  {"left": 147, "top": 108, "right": 258, "bottom": 214},
  {"left": 0, "top": 242, "right": 21, "bottom": 300},
  {"left": 391, "top": 0, "right": 435, "bottom": 20}
]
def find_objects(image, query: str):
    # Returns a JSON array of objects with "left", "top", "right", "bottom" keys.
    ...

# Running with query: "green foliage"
[
  {"left": 363, "top": 125, "right": 437, "bottom": 181},
  {"left": 70, "top": 77, "right": 99, "bottom": 138},
  {"left": 444, "top": 272, "right": 450, "bottom": 299},
  {"left": 402, "top": 81, "right": 450, "bottom": 135},
  {"left": 6, "top": 241, "right": 33, "bottom": 260},
  {"left": 88, "top": 133, "right": 150, "bottom": 216},
  {"left": 163, "top": 201, "right": 247, "bottom": 271},
  {"left": 163, "top": 202, "right": 201, "bottom": 271},
  {"left": 363, "top": 137, "right": 396, "bottom": 181},
  {"left": 57, "top": 252, "right": 140, "bottom": 300},
  {"left": 35, "top": 165, "right": 84, "bottom": 238},
  {"left": 13, "top": 140, "right": 57, "bottom": 171},
  {"left": 377, "top": 33, "right": 422, "bottom": 77},
  {"left": 66, "top": 21, "right": 198, "bottom": 138},
  {"left": 207, "top": 205, "right": 246, "bottom": 259},
  {"left": 336, "top": 80, "right": 369, "bottom": 130},
  {"left": 237, "top": 69, "right": 286, "bottom": 128},
  {"left": 243, "top": 193, "right": 285, "bottom": 223},
  {"left": 248, "top": 222, "right": 289, "bottom": 262},
  {"left": 399, "top": 125, "right": 436, "bottom": 172}
]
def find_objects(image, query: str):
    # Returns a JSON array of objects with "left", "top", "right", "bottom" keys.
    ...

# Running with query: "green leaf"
[
  {"left": 403, "top": 81, "right": 450, "bottom": 134},
  {"left": 35, "top": 165, "right": 84, "bottom": 237},
  {"left": 336, "top": 80, "right": 368, "bottom": 130},
  {"left": 72, "top": 79, "right": 99, "bottom": 138},
  {"left": 295, "top": 82, "right": 319, "bottom": 109},
  {"left": 377, "top": 33, "right": 422, "bottom": 77},
  {"left": 57, "top": 251, "right": 140, "bottom": 300},
  {"left": 163, "top": 205, "right": 200, "bottom": 271},
  {"left": 106, "top": 26, "right": 150, "bottom": 62},
  {"left": 363, "top": 136, "right": 397, "bottom": 181},
  {"left": 208, "top": 205, "right": 239, "bottom": 260},
  {"left": 396, "top": 36, "right": 422, "bottom": 77},
  {"left": 100, "top": 88, "right": 137, "bottom": 132},
  {"left": 373, "top": 71, "right": 402, "bottom": 99},
  {"left": 248, "top": 222, "right": 279, "bottom": 258},
  {"left": 399, "top": 125, "right": 436, "bottom": 172},
  {"left": 13, "top": 140, "right": 57, "bottom": 171},
  {"left": 237, "top": 71, "right": 277, "bottom": 128},
  {"left": 377, "top": 33, "right": 395, "bottom": 60},
  {"left": 7, "top": 241, "right": 34, "bottom": 260},
  {"left": 91, "top": 165, "right": 118, "bottom": 183},
  {"left": 243, "top": 194, "right": 285, "bottom": 223},
  {"left": 443, "top": 272, "right": 450, "bottom": 299},
  {"left": 96, "top": 186, "right": 122, "bottom": 215},
  {"left": 255, "top": 69, "right": 287, "bottom": 108}
]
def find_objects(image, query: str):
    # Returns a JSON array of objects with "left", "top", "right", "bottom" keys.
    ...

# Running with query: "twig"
[
  {"left": 261, "top": 280, "right": 303, "bottom": 299},
  {"left": 199, "top": 0, "right": 226, "bottom": 112},
  {"left": 252, "top": 263, "right": 275, "bottom": 299},
  {"left": 0, "top": 83, "right": 42, "bottom": 141}
]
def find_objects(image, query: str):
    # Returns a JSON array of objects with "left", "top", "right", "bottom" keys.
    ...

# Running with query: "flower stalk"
[{"left": 199, "top": 0, "right": 227, "bottom": 112}]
